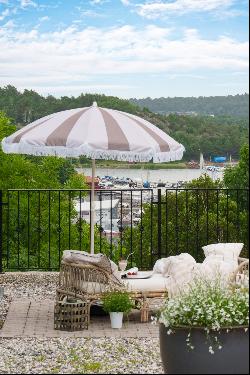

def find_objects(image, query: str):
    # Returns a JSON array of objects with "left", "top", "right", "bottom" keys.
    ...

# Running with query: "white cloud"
[
  {"left": 0, "top": 24, "right": 248, "bottom": 95},
  {"left": 89, "top": 0, "right": 108, "bottom": 5},
  {"left": 38, "top": 16, "right": 49, "bottom": 22},
  {"left": 120, "top": 0, "right": 131, "bottom": 5},
  {"left": 20, "top": 0, "right": 37, "bottom": 9},
  {"left": 0, "top": 19, "right": 15, "bottom": 29},
  {"left": 0, "top": 8, "right": 9, "bottom": 21},
  {"left": 0, "top": 0, "right": 9, "bottom": 4},
  {"left": 79, "top": 10, "right": 105, "bottom": 18},
  {"left": 135, "top": 0, "right": 237, "bottom": 19}
]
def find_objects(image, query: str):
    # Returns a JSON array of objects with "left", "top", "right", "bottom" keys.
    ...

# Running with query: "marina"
[
  {"left": 74, "top": 166, "right": 225, "bottom": 238},
  {"left": 77, "top": 166, "right": 224, "bottom": 188}
]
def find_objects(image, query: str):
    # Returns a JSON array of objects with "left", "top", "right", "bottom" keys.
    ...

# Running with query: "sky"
[{"left": 0, "top": 0, "right": 249, "bottom": 98}]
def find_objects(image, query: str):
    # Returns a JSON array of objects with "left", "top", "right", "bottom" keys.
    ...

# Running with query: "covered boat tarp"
[{"left": 213, "top": 156, "right": 227, "bottom": 163}]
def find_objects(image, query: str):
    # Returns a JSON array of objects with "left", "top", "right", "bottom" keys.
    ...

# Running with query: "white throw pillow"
[
  {"left": 153, "top": 258, "right": 169, "bottom": 274},
  {"left": 164, "top": 256, "right": 197, "bottom": 297},
  {"left": 153, "top": 253, "right": 196, "bottom": 276},
  {"left": 203, "top": 256, "right": 237, "bottom": 278},
  {"left": 202, "top": 243, "right": 244, "bottom": 263}
]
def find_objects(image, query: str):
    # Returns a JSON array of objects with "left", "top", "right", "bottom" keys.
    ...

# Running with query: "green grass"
[{"left": 76, "top": 160, "right": 187, "bottom": 169}]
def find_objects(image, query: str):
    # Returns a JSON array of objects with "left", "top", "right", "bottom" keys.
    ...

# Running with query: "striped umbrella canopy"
[
  {"left": 1, "top": 102, "right": 185, "bottom": 254},
  {"left": 2, "top": 102, "right": 185, "bottom": 162}
]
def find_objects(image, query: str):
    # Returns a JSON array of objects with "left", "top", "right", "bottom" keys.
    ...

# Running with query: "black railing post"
[
  {"left": 0, "top": 190, "right": 3, "bottom": 273},
  {"left": 157, "top": 188, "right": 162, "bottom": 259}
]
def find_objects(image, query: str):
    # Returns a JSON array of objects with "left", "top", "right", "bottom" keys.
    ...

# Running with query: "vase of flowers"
[
  {"left": 101, "top": 290, "right": 134, "bottom": 329},
  {"left": 157, "top": 277, "right": 249, "bottom": 374}
]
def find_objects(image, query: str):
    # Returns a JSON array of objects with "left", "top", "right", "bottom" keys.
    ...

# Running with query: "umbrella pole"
[{"left": 90, "top": 159, "right": 96, "bottom": 254}]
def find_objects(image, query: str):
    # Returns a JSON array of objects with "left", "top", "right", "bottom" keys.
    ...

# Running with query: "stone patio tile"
[{"left": 1, "top": 298, "right": 159, "bottom": 339}]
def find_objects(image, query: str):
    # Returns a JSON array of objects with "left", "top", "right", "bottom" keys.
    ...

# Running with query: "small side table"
[{"left": 54, "top": 298, "right": 89, "bottom": 331}]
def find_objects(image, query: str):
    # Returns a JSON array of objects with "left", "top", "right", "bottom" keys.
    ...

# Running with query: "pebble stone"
[{"left": 0, "top": 272, "right": 164, "bottom": 374}]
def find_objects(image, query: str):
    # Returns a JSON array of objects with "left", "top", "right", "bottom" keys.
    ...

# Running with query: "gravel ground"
[
  {"left": 0, "top": 272, "right": 59, "bottom": 326},
  {"left": 0, "top": 337, "right": 163, "bottom": 374},
  {"left": 0, "top": 273, "right": 164, "bottom": 374}
]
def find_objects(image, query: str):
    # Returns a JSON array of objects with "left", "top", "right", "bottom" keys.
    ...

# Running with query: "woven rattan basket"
[{"left": 54, "top": 297, "right": 89, "bottom": 331}]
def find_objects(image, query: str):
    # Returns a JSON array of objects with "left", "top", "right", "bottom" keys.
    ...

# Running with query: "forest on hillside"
[
  {"left": 0, "top": 85, "right": 248, "bottom": 161},
  {"left": 131, "top": 94, "right": 249, "bottom": 118}
]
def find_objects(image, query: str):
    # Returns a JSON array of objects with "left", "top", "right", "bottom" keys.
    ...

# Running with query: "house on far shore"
[{"left": 85, "top": 176, "right": 100, "bottom": 189}]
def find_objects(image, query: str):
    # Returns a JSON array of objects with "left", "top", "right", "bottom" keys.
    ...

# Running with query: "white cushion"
[
  {"left": 153, "top": 258, "right": 169, "bottom": 274},
  {"left": 202, "top": 243, "right": 243, "bottom": 263},
  {"left": 202, "top": 256, "right": 238, "bottom": 277},
  {"left": 124, "top": 272, "right": 169, "bottom": 293},
  {"left": 62, "top": 250, "right": 121, "bottom": 283},
  {"left": 153, "top": 253, "right": 196, "bottom": 277}
]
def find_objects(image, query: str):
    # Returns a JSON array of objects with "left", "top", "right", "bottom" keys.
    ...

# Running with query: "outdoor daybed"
[
  {"left": 56, "top": 251, "right": 167, "bottom": 323},
  {"left": 56, "top": 247, "right": 249, "bottom": 325}
]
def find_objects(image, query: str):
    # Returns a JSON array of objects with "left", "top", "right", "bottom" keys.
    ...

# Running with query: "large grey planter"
[{"left": 159, "top": 323, "right": 249, "bottom": 374}]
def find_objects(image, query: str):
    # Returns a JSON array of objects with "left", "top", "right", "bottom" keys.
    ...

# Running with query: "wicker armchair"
[{"left": 56, "top": 260, "right": 166, "bottom": 324}]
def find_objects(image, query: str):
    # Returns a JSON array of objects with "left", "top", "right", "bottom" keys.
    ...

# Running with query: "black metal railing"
[{"left": 0, "top": 188, "right": 248, "bottom": 271}]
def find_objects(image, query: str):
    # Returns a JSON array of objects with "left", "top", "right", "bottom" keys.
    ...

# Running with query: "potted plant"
[
  {"left": 156, "top": 277, "right": 249, "bottom": 374},
  {"left": 101, "top": 290, "right": 134, "bottom": 329}
]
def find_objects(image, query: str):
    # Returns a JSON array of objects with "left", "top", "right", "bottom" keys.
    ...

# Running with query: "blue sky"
[{"left": 0, "top": 0, "right": 249, "bottom": 98}]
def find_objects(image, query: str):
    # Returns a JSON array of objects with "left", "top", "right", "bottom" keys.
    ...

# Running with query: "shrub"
[{"left": 101, "top": 290, "right": 134, "bottom": 313}]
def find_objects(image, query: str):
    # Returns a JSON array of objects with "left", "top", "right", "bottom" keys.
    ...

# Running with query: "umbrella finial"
[{"left": 92, "top": 101, "right": 98, "bottom": 107}]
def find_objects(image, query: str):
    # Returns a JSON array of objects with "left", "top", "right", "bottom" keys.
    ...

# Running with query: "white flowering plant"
[{"left": 156, "top": 276, "right": 249, "bottom": 353}]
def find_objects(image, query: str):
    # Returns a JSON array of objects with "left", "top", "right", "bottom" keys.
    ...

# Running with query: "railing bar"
[
  {"left": 38, "top": 191, "right": 41, "bottom": 268},
  {"left": 216, "top": 190, "right": 219, "bottom": 242},
  {"left": 68, "top": 191, "right": 71, "bottom": 249},
  {"left": 140, "top": 190, "right": 143, "bottom": 269},
  {"left": 130, "top": 190, "right": 133, "bottom": 267},
  {"left": 58, "top": 191, "right": 61, "bottom": 268},
  {"left": 120, "top": 191, "right": 123, "bottom": 258},
  {"left": 150, "top": 190, "right": 153, "bottom": 268},
  {"left": 6, "top": 192, "right": 10, "bottom": 269},
  {"left": 48, "top": 191, "right": 51, "bottom": 269},
  {"left": 206, "top": 190, "right": 209, "bottom": 245},
  {"left": 110, "top": 191, "right": 113, "bottom": 259},
  {"left": 196, "top": 190, "right": 199, "bottom": 260},
  {"left": 27, "top": 191, "right": 30, "bottom": 269},
  {"left": 0, "top": 191, "right": 2, "bottom": 273},
  {"left": 186, "top": 190, "right": 189, "bottom": 253},
  {"left": 99, "top": 191, "right": 102, "bottom": 254},
  {"left": 236, "top": 190, "right": 240, "bottom": 242},
  {"left": 165, "top": 190, "right": 168, "bottom": 256},
  {"left": 175, "top": 189, "right": 178, "bottom": 255},
  {"left": 79, "top": 191, "right": 82, "bottom": 251},
  {"left": 17, "top": 191, "right": 20, "bottom": 268},
  {"left": 226, "top": 190, "right": 229, "bottom": 242},
  {"left": 157, "top": 189, "right": 162, "bottom": 259},
  {"left": 247, "top": 189, "right": 249, "bottom": 257},
  {"left": 89, "top": 189, "right": 92, "bottom": 252}
]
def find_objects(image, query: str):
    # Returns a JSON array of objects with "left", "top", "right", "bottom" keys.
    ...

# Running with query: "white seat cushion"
[{"left": 124, "top": 272, "right": 169, "bottom": 293}]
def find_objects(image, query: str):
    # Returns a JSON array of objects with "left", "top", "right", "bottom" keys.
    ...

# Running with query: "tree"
[
  {"left": 122, "top": 175, "right": 248, "bottom": 269},
  {"left": 224, "top": 144, "right": 249, "bottom": 190}
]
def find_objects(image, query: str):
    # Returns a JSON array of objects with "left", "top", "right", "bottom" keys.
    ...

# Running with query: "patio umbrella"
[{"left": 1, "top": 102, "right": 185, "bottom": 253}]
